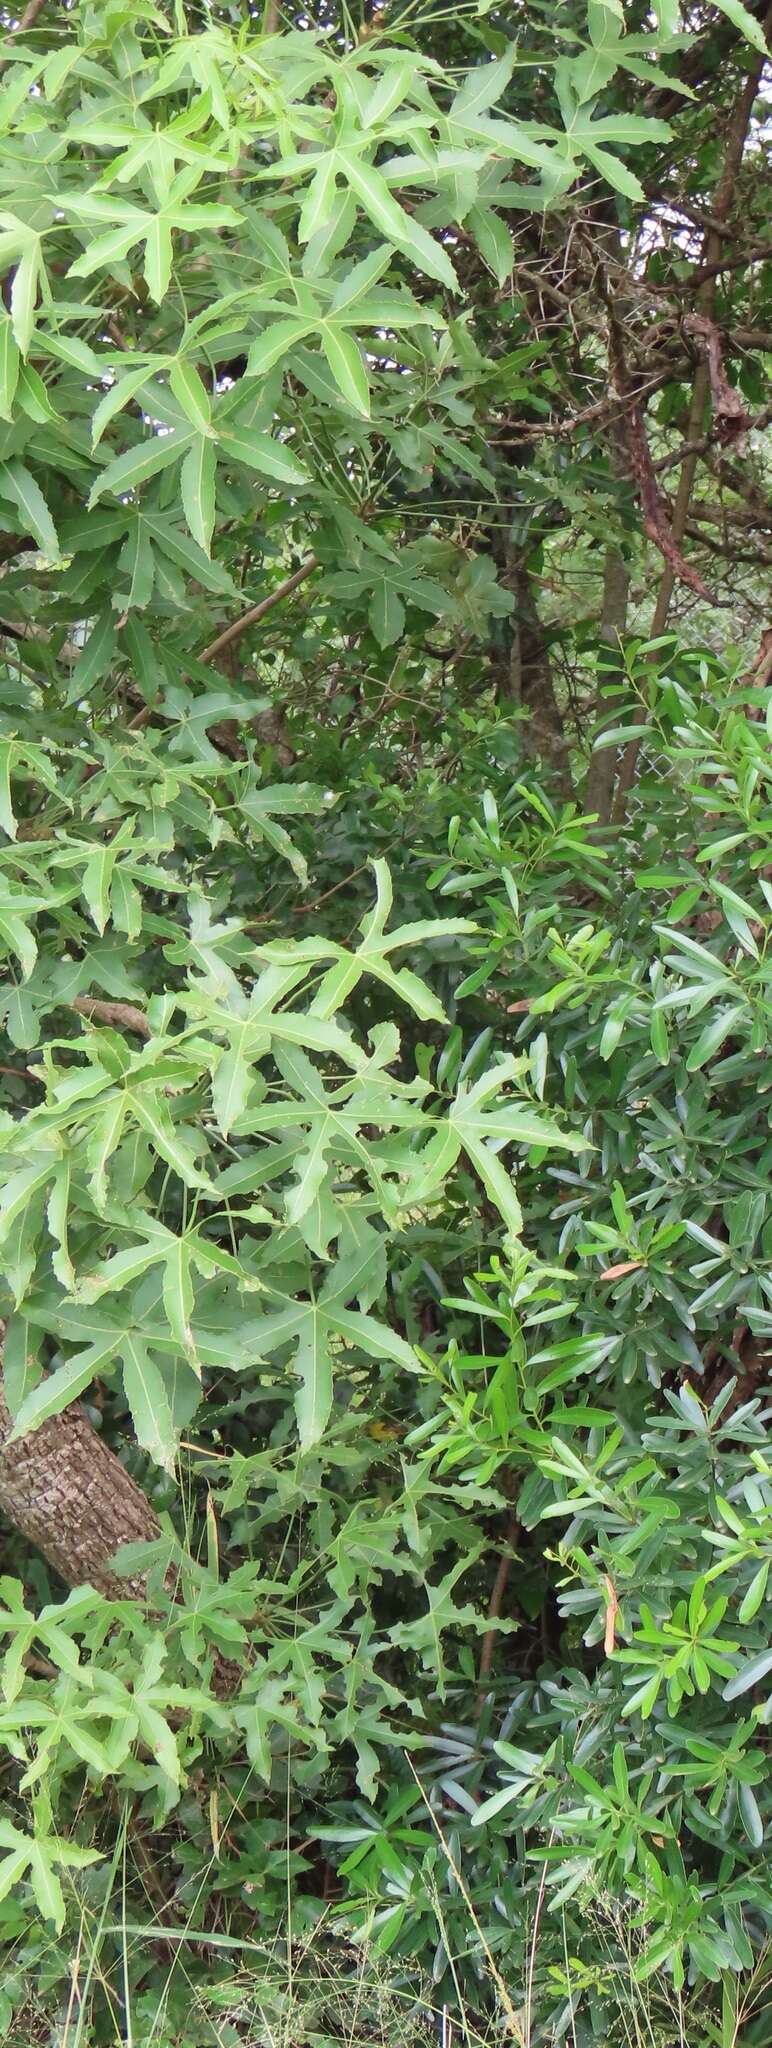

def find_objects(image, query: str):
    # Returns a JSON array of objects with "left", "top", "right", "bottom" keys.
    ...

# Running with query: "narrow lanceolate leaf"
[
  {"left": 88, "top": 431, "right": 192, "bottom": 508},
  {"left": 0, "top": 459, "right": 60, "bottom": 559},
  {"left": 162, "top": 1237, "right": 199, "bottom": 1371},
  {"left": 169, "top": 360, "right": 213, "bottom": 435},
  {"left": 245, "top": 319, "right": 312, "bottom": 379},
  {"left": 218, "top": 427, "right": 308, "bottom": 486},
  {"left": 181, "top": 435, "right": 217, "bottom": 555},
  {"left": 0, "top": 742, "right": 16, "bottom": 839},
  {"left": 320, "top": 327, "right": 370, "bottom": 417},
  {"left": 0, "top": 316, "right": 20, "bottom": 421},
  {"left": 369, "top": 580, "right": 405, "bottom": 647},
  {"left": 8, "top": 1340, "right": 119, "bottom": 1441},
  {"left": 121, "top": 1336, "right": 177, "bottom": 1473},
  {"left": 724, "top": 1650, "right": 772, "bottom": 1700},
  {"left": 293, "top": 1308, "right": 333, "bottom": 1448}
]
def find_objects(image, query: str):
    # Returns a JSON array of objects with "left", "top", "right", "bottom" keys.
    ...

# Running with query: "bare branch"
[
  {"left": 613, "top": 14, "right": 772, "bottom": 819},
  {"left": 6, "top": 0, "right": 50, "bottom": 36},
  {"left": 72, "top": 997, "right": 151, "bottom": 1040},
  {"left": 198, "top": 555, "right": 319, "bottom": 667}
]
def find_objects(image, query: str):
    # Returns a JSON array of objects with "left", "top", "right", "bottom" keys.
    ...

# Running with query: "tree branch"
[
  {"left": 477, "top": 1513, "right": 519, "bottom": 1686},
  {"left": 72, "top": 997, "right": 151, "bottom": 1039},
  {"left": 11, "top": 0, "right": 50, "bottom": 33},
  {"left": 198, "top": 554, "right": 319, "bottom": 667},
  {"left": 612, "top": 13, "right": 772, "bottom": 821}
]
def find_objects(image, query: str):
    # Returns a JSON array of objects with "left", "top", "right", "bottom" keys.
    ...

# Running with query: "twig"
[
  {"left": 13, "top": 0, "right": 50, "bottom": 31},
  {"left": 125, "top": 555, "right": 321, "bottom": 731},
  {"left": 198, "top": 555, "right": 319, "bottom": 665},
  {"left": 72, "top": 997, "right": 151, "bottom": 1039},
  {"left": 612, "top": 12, "right": 772, "bottom": 820},
  {"left": 0, "top": 618, "right": 80, "bottom": 665},
  {"left": 477, "top": 1512, "right": 519, "bottom": 1685}
]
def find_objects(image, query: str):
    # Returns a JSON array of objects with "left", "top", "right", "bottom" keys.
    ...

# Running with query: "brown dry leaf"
[
  {"left": 603, "top": 1573, "right": 619, "bottom": 1655},
  {"left": 684, "top": 313, "right": 750, "bottom": 450},
  {"left": 600, "top": 1258, "right": 644, "bottom": 1281}
]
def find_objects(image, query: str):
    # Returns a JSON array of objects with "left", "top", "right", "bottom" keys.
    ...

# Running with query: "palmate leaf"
[
  {"left": 0, "top": 4, "right": 757, "bottom": 1980},
  {"left": 449, "top": 1055, "right": 591, "bottom": 1236},
  {"left": 0, "top": 1821, "right": 100, "bottom": 1932},
  {"left": 66, "top": 188, "right": 241, "bottom": 302},
  {"left": 341, "top": 155, "right": 459, "bottom": 290},
  {"left": 125, "top": 1088, "right": 211, "bottom": 1190},
  {"left": 237, "top": 781, "right": 328, "bottom": 880},
  {"left": 389, "top": 1551, "right": 493, "bottom": 1697},
  {"left": 251, "top": 1257, "right": 419, "bottom": 1447},
  {"left": 305, "top": 860, "right": 475, "bottom": 1022}
]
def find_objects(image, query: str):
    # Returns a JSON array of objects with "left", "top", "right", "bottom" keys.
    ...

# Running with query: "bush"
[{"left": 1, "top": 648, "right": 771, "bottom": 2043}]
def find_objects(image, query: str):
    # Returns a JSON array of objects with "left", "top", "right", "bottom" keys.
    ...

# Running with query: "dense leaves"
[{"left": 0, "top": 0, "right": 770, "bottom": 2044}]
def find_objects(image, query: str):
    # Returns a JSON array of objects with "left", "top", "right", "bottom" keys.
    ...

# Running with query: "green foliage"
[{"left": 0, "top": 1, "right": 770, "bottom": 2044}]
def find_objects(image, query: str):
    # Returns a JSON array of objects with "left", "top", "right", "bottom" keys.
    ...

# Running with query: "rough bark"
[
  {"left": 0, "top": 1371, "right": 160, "bottom": 1597},
  {"left": 494, "top": 550, "right": 572, "bottom": 790}
]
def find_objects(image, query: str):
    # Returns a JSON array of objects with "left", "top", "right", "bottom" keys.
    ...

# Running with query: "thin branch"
[
  {"left": 613, "top": 13, "right": 772, "bottom": 820},
  {"left": 72, "top": 998, "right": 151, "bottom": 1039},
  {"left": 13, "top": 0, "right": 49, "bottom": 30},
  {"left": 198, "top": 554, "right": 319, "bottom": 666},
  {"left": 477, "top": 1512, "right": 519, "bottom": 1686}
]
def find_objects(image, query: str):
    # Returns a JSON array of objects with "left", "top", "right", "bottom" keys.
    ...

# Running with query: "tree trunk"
[
  {"left": 493, "top": 549, "right": 572, "bottom": 791},
  {"left": 0, "top": 1372, "right": 160, "bottom": 1597}
]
